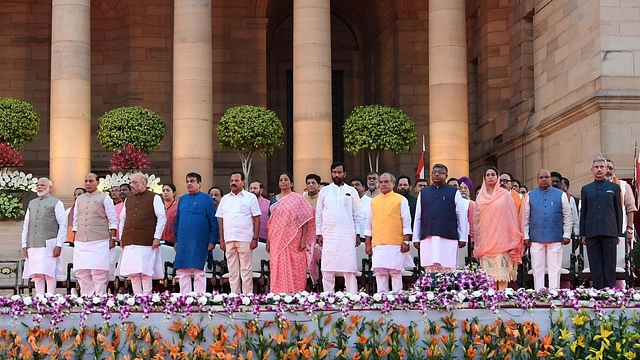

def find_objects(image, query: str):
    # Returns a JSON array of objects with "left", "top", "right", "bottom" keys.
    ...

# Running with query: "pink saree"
[
  {"left": 473, "top": 180, "right": 524, "bottom": 282},
  {"left": 267, "top": 192, "right": 316, "bottom": 293}
]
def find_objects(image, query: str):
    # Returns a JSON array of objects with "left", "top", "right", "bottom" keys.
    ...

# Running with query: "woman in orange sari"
[
  {"left": 266, "top": 172, "right": 316, "bottom": 293},
  {"left": 473, "top": 167, "right": 524, "bottom": 290}
]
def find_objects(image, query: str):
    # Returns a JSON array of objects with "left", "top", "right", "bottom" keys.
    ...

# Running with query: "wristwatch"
[{"left": 627, "top": 228, "right": 634, "bottom": 234}]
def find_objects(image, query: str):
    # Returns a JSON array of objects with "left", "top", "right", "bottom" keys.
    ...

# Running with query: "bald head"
[
  {"left": 130, "top": 173, "right": 148, "bottom": 195},
  {"left": 537, "top": 169, "right": 551, "bottom": 190}
]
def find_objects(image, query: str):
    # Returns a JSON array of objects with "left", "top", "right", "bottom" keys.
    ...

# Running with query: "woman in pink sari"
[
  {"left": 473, "top": 167, "right": 524, "bottom": 290},
  {"left": 266, "top": 172, "right": 316, "bottom": 293}
]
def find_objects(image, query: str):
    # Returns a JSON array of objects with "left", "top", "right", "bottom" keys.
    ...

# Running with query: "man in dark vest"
[
  {"left": 118, "top": 173, "right": 166, "bottom": 295},
  {"left": 21, "top": 178, "right": 67, "bottom": 295},
  {"left": 412, "top": 163, "right": 469, "bottom": 271},
  {"left": 580, "top": 157, "right": 623, "bottom": 289},
  {"left": 522, "top": 169, "right": 572, "bottom": 290}
]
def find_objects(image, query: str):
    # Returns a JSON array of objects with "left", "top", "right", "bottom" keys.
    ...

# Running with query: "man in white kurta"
[
  {"left": 316, "top": 162, "right": 362, "bottom": 293},
  {"left": 364, "top": 173, "right": 413, "bottom": 293},
  {"left": 73, "top": 173, "right": 118, "bottom": 296},
  {"left": 21, "top": 178, "right": 67, "bottom": 295},
  {"left": 117, "top": 173, "right": 166, "bottom": 295},
  {"left": 413, "top": 164, "right": 469, "bottom": 271}
]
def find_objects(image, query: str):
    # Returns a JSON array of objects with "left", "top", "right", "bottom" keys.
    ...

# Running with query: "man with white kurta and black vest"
[
  {"left": 73, "top": 173, "right": 119, "bottom": 296},
  {"left": 21, "top": 178, "right": 67, "bottom": 295},
  {"left": 364, "top": 173, "right": 413, "bottom": 293},
  {"left": 522, "top": 169, "right": 573, "bottom": 290},
  {"left": 413, "top": 163, "right": 469, "bottom": 271},
  {"left": 117, "top": 173, "right": 166, "bottom": 295}
]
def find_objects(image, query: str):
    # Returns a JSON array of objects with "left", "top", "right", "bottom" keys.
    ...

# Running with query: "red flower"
[
  {"left": 109, "top": 145, "right": 151, "bottom": 171},
  {"left": 0, "top": 143, "right": 24, "bottom": 168}
]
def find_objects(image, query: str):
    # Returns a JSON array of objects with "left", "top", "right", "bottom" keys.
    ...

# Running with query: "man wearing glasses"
[
  {"left": 412, "top": 164, "right": 469, "bottom": 271},
  {"left": 499, "top": 172, "right": 522, "bottom": 215}
]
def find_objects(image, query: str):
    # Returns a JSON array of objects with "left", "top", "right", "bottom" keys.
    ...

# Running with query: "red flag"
[
  {"left": 416, "top": 135, "right": 425, "bottom": 180},
  {"left": 416, "top": 152, "right": 425, "bottom": 180}
]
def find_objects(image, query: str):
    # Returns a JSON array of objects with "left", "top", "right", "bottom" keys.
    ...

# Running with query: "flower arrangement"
[
  {"left": 98, "top": 172, "right": 162, "bottom": 194},
  {"left": 0, "top": 302, "right": 639, "bottom": 359},
  {"left": 0, "top": 143, "right": 24, "bottom": 168},
  {"left": 0, "top": 169, "right": 37, "bottom": 220},
  {"left": 109, "top": 144, "right": 151, "bottom": 171},
  {"left": 98, "top": 106, "right": 165, "bottom": 172}
]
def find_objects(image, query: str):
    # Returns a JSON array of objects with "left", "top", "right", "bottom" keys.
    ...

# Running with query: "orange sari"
[
  {"left": 267, "top": 192, "right": 316, "bottom": 293},
  {"left": 473, "top": 180, "right": 524, "bottom": 282}
]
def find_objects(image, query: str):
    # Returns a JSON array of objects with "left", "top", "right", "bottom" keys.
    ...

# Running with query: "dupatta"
[{"left": 473, "top": 179, "right": 524, "bottom": 264}]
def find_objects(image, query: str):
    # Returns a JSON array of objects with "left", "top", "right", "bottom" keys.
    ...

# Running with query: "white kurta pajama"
[
  {"left": 316, "top": 183, "right": 362, "bottom": 293},
  {"left": 73, "top": 192, "right": 119, "bottom": 296},
  {"left": 21, "top": 199, "right": 67, "bottom": 294},
  {"left": 413, "top": 190, "right": 469, "bottom": 269},
  {"left": 116, "top": 195, "right": 166, "bottom": 280}
]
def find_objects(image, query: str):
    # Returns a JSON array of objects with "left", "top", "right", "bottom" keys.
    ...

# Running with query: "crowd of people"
[{"left": 19, "top": 156, "right": 636, "bottom": 296}]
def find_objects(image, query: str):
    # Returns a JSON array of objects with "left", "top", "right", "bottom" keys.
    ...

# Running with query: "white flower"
[
  {"left": 327, "top": 296, "right": 335, "bottom": 304},
  {"left": 341, "top": 297, "right": 349, "bottom": 305},
  {"left": 408, "top": 295, "right": 417, "bottom": 303},
  {"left": 373, "top": 293, "right": 382, "bottom": 302},
  {"left": 350, "top": 294, "right": 361, "bottom": 303},
  {"left": 213, "top": 294, "right": 224, "bottom": 303},
  {"left": 387, "top": 294, "right": 396, "bottom": 302},
  {"left": 198, "top": 296, "right": 208, "bottom": 305},
  {"left": 185, "top": 296, "right": 194, "bottom": 305},
  {"left": 116, "top": 294, "right": 125, "bottom": 302},
  {"left": 272, "top": 294, "right": 281, "bottom": 301},
  {"left": 486, "top": 289, "right": 495, "bottom": 297},
  {"left": 152, "top": 293, "right": 160, "bottom": 302},
  {"left": 93, "top": 297, "right": 101, "bottom": 304},
  {"left": 23, "top": 297, "right": 32, "bottom": 306},
  {"left": 307, "top": 294, "right": 317, "bottom": 303},
  {"left": 504, "top": 288, "right": 515, "bottom": 296},
  {"left": 242, "top": 297, "right": 251, "bottom": 306},
  {"left": 11, "top": 294, "right": 20, "bottom": 301},
  {"left": 426, "top": 292, "right": 435, "bottom": 301},
  {"left": 318, "top": 301, "right": 325, "bottom": 308},
  {"left": 335, "top": 291, "right": 345, "bottom": 299},
  {"left": 76, "top": 298, "right": 84, "bottom": 305},
  {"left": 283, "top": 295, "right": 293, "bottom": 304},
  {"left": 57, "top": 297, "right": 66, "bottom": 305},
  {"left": 126, "top": 297, "right": 136, "bottom": 306},
  {"left": 471, "top": 290, "right": 482, "bottom": 298},
  {"left": 106, "top": 300, "right": 115, "bottom": 308},
  {"left": 456, "top": 292, "right": 466, "bottom": 302},
  {"left": 549, "top": 289, "right": 558, "bottom": 298},
  {"left": 633, "top": 293, "right": 640, "bottom": 301}
]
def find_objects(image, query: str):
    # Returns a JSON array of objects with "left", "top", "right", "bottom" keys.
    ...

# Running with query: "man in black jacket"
[{"left": 580, "top": 157, "right": 623, "bottom": 289}]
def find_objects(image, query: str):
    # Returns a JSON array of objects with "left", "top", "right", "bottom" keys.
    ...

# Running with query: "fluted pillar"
[
  {"left": 172, "top": 0, "right": 213, "bottom": 193},
  {"left": 293, "top": 0, "right": 332, "bottom": 187},
  {"left": 428, "top": 0, "right": 469, "bottom": 177},
  {"left": 50, "top": 0, "right": 91, "bottom": 200}
]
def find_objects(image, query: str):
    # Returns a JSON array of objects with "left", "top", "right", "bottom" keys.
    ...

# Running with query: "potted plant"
[
  {"left": 0, "top": 97, "right": 40, "bottom": 219},
  {"left": 97, "top": 106, "right": 165, "bottom": 171},
  {"left": 343, "top": 105, "right": 417, "bottom": 172},
  {"left": 217, "top": 105, "right": 284, "bottom": 184}
]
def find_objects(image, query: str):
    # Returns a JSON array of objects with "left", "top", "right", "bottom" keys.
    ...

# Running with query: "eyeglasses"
[
  {"left": 431, "top": 171, "right": 446, "bottom": 175},
  {"left": 537, "top": 176, "right": 550, "bottom": 179},
  {"left": 499, "top": 179, "right": 511, "bottom": 183}
]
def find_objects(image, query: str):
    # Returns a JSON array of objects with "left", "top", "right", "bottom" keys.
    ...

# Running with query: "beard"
[
  {"left": 332, "top": 176, "right": 343, "bottom": 186},
  {"left": 397, "top": 188, "right": 409, "bottom": 196},
  {"left": 37, "top": 189, "right": 50, "bottom": 197}
]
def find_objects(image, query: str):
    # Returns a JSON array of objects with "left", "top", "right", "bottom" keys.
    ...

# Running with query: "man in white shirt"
[
  {"left": 316, "top": 162, "right": 363, "bottom": 293},
  {"left": 21, "top": 178, "right": 67, "bottom": 295},
  {"left": 216, "top": 172, "right": 261, "bottom": 294},
  {"left": 73, "top": 173, "right": 118, "bottom": 296}
]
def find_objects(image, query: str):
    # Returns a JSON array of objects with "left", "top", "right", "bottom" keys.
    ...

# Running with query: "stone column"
[
  {"left": 50, "top": 0, "right": 91, "bottom": 200},
  {"left": 172, "top": 0, "right": 213, "bottom": 193},
  {"left": 293, "top": 0, "right": 332, "bottom": 187},
  {"left": 428, "top": 0, "right": 469, "bottom": 177}
]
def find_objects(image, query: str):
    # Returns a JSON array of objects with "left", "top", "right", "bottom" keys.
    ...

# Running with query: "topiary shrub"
[
  {"left": 217, "top": 105, "right": 284, "bottom": 183},
  {"left": 0, "top": 97, "right": 40, "bottom": 149},
  {"left": 343, "top": 105, "right": 417, "bottom": 172},
  {"left": 97, "top": 106, "right": 165, "bottom": 153}
]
